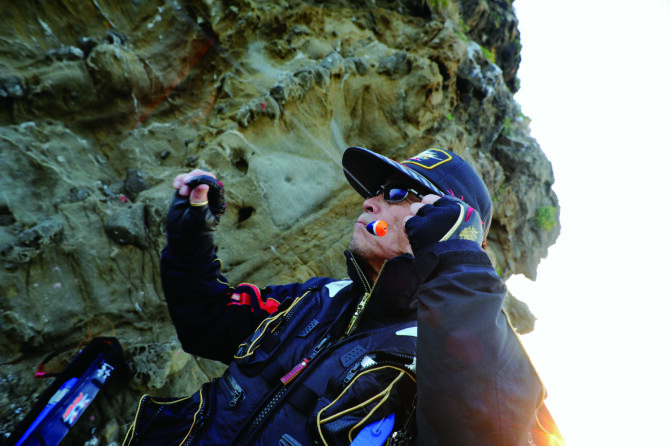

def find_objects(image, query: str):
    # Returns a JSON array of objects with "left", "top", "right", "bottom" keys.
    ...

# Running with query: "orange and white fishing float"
[{"left": 366, "top": 220, "right": 388, "bottom": 237}]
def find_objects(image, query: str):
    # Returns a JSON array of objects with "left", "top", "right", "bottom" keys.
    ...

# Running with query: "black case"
[{"left": 5, "top": 337, "right": 126, "bottom": 446}]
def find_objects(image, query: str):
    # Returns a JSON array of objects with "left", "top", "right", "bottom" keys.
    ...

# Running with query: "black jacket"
[{"left": 124, "top": 232, "right": 544, "bottom": 445}]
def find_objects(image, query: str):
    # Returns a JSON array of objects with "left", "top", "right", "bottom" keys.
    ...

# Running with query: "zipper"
[
  {"left": 233, "top": 386, "right": 288, "bottom": 446},
  {"left": 341, "top": 351, "right": 416, "bottom": 387},
  {"left": 183, "top": 386, "right": 212, "bottom": 446},
  {"left": 269, "top": 286, "right": 318, "bottom": 342},
  {"left": 123, "top": 395, "right": 151, "bottom": 445},
  {"left": 232, "top": 257, "right": 395, "bottom": 444},
  {"left": 231, "top": 335, "right": 333, "bottom": 445},
  {"left": 223, "top": 372, "right": 245, "bottom": 407},
  {"left": 280, "top": 335, "right": 331, "bottom": 385},
  {"left": 372, "top": 351, "right": 416, "bottom": 366},
  {"left": 342, "top": 361, "right": 363, "bottom": 385},
  {"left": 344, "top": 258, "right": 387, "bottom": 337},
  {"left": 281, "top": 287, "right": 318, "bottom": 329}
]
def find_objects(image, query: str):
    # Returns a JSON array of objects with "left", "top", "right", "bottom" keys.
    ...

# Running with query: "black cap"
[{"left": 342, "top": 146, "right": 492, "bottom": 237}]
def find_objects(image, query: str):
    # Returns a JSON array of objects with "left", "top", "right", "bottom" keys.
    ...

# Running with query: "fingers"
[
  {"left": 173, "top": 169, "right": 217, "bottom": 197},
  {"left": 190, "top": 184, "right": 209, "bottom": 204},
  {"left": 173, "top": 174, "right": 191, "bottom": 196},
  {"left": 422, "top": 194, "right": 441, "bottom": 205},
  {"left": 406, "top": 194, "right": 442, "bottom": 218},
  {"left": 402, "top": 194, "right": 447, "bottom": 228}
]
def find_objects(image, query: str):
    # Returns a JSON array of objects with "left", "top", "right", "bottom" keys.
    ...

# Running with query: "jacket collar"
[{"left": 344, "top": 251, "right": 419, "bottom": 321}]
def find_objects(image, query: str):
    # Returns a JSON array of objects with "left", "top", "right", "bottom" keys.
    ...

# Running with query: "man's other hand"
[{"left": 404, "top": 195, "right": 484, "bottom": 254}]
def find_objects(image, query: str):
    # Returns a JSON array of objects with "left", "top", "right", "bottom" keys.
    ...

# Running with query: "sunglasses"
[{"left": 374, "top": 182, "right": 425, "bottom": 203}]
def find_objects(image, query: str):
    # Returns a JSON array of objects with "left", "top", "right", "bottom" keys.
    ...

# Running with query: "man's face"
[{"left": 349, "top": 182, "right": 422, "bottom": 274}]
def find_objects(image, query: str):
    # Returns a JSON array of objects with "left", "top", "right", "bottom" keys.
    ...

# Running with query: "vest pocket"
[
  {"left": 123, "top": 383, "right": 213, "bottom": 446},
  {"left": 311, "top": 364, "right": 416, "bottom": 445},
  {"left": 216, "top": 370, "right": 245, "bottom": 408},
  {"left": 234, "top": 289, "right": 317, "bottom": 374}
]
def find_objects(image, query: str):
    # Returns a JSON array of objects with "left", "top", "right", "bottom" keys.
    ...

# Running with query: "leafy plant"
[
  {"left": 502, "top": 116, "right": 513, "bottom": 136},
  {"left": 482, "top": 46, "right": 496, "bottom": 64},
  {"left": 535, "top": 206, "right": 557, "bottom": 231}
]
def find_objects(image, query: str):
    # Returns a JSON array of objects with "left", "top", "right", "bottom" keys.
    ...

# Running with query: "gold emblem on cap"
[{"left": 402, "top": 148, "right": 453, "bottom": 169}]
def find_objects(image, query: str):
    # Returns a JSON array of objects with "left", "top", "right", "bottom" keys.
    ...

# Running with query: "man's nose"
[{"left": 363, "top": 195, "right": 383, "bottom": 213}]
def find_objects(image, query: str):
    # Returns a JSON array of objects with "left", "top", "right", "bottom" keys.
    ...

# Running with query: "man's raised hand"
[
  {"left": 167, "top": 170, "right": 227, "bottom": 236},
  {"left": 404, "top": 195, "right": 484, "bottom": 255}
]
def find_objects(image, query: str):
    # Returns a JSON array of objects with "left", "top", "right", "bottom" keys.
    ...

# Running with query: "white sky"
[{"left": 508, "top": 0, "right": 670, "bottom": 444}]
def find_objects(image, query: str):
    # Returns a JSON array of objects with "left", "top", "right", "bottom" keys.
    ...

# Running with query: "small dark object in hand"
[{"left": 186, "top": 175, "right": 227, "bottom": 217}]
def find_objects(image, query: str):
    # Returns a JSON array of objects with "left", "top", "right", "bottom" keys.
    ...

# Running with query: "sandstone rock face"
[{"left": 0, "top": 0, "right": 559, "bottom": 443}]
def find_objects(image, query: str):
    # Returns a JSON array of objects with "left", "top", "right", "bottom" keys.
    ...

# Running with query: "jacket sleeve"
[
  {"left": 414, "top": 239, "right": 544, "bottom": 446},
  {"left": 160, "top": 232, "right": 307, "bottom": 364}
]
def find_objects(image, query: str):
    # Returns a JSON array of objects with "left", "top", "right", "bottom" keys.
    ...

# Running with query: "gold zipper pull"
[
  {"left": 344, "top": 257, "right": 388, "bottom": 337},
  {"left": 345, "top": 292, "right": 370, "bottom": 336}
]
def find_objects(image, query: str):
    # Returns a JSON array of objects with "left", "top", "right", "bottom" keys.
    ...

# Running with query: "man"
[{"left": 123, "top": 147, "right": 544, "bottom": 445}]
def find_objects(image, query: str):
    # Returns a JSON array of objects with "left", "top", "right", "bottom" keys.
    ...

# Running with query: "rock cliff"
[{"left": 0, "top": 0, "right": 559, "bottom": 443}]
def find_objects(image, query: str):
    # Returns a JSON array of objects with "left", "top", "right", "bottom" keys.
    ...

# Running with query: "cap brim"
[{"left": 342, "top": 147, "right": 443, "bottom": 198}]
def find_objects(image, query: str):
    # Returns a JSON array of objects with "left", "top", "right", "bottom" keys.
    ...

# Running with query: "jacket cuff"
[{"left": 413, "top": 239, "right": 491, "bottom": 283}]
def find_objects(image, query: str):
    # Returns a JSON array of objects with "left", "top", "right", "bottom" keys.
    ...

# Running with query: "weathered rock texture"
[{"left": 0, "top": 0, "right": 559, "bottom": 443}]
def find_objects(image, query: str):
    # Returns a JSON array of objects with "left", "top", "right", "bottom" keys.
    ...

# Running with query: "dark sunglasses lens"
[{"left": 386, "top": 188, "right": 409, "bottom": 202}]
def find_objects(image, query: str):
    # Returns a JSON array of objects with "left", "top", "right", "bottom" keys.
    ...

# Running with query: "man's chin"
[{"left": 348, "top": 237, "right": 367, "bottom": 261}]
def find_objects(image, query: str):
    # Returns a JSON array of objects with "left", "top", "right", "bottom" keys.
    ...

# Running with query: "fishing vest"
[{"left": 124, "top": 281, "right": 419, "bottom": 446}]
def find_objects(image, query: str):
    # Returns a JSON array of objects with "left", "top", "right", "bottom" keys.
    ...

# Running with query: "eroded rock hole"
[
  {"left": 237, "top": 206, "right": 255, "bottom": 223},
  {"left": 234, "top": 156, "right": 248, "bottom": 174},
  {"left": 0, "top": 206, "right": 15, "bottom": 226}
]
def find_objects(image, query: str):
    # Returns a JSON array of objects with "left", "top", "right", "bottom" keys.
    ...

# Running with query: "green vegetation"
[
  {"left": 503, "top": 116, "right": 513, "bottom": 136},
  {"left": 492, "top": 183, "right": 508, "bottom": 202},
  {"left": 482, "top": 46, "right": 496, "bottom": 64},
  {"left": 455, "top": 27, "right": 468, "bottom": 42},
  {"left": 458, "top": 17, "right": 469, "bottom": 37},
  {"left": 425, "top": 0, "right": 459, "bottom": 13},
  {"left": 425, "top": 0, "right": 468, "bottom": 40},
  {"left": 535, "top": 206, "right": 558, "bottom": 231}
]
